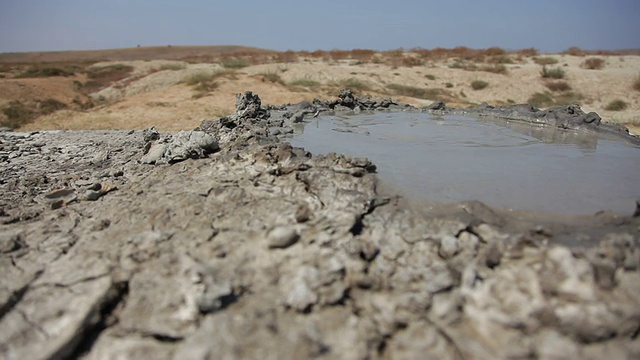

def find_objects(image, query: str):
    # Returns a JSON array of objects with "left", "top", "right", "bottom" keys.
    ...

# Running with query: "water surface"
[{"left": 290, "top": 112, "right": 640, "bottom": 215}]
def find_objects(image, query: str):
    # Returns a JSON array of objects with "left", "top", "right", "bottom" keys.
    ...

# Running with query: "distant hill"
[{"left": 0, "top": 45, "right": 277, "bottom": 63}]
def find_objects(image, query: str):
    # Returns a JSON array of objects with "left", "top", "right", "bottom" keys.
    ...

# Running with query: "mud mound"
[{"left": 1, "top": 92, "right": 639, "bottom": 359}]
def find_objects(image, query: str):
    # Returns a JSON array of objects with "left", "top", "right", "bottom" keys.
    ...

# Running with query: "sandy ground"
[{"left": 1, "top": 54, "right": 639, "bottom": 134}]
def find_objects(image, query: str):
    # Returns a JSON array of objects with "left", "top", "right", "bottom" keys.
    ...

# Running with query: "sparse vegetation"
[
  {"left": 2, "top": 101, "right": 36, "bottom": 128},
  {"left": 82, "top": 64, "right": 134, "bottom": 93},
  {"left": 183, "top": 70, "right": 236, "bottom": 96},
  {"left": 487, "top": 55, "right": 514, "bottom": 64},
  {"left": 336, "top": 78, "right": 370, "bottom": 91},
  {"left": 288, "top": 79, "right": 320, "bottom": 87},
  {"left": 634, "top": 75, "right": 640, "bottom": 92},
  {"left": 258, "top": 72, "right": 285, "bottom": 85},
  {"left": 385, "top": 84, "right": 449, "bottom": 101},
  {"left": 158, "top": 63, "right": 186, "bottom": 71},
  {"left": 528, "top": 91, "right": 583, "bottom": 108},
  {"left": 445, "top": 82, "right": 454, "bottom": 88},
  {"left": 221, "top": 58, "right": 251, "bottom": 69},
  {"left": 541, "top": 66, "right": 566, "bottom": 79},
  {"left": 563, "top": 46, "right": 585, "bottom": 56},
  {"left": 545, "top": 81, "right": 572, "bottom": 92},
  {"left": 1, "top": 98, "right": 68, "bottom": 129},
  {"left": 38, "top": 98, "right": 68, "bottom": 114},
  {"left": 528, "top": 92, "right": 554, "bottom": 108},
  {"left": 16, "top": 66, "right": 76, "bottom": 78},
  {"left": 581, "top": 58, "right": 605, "bottom": 70},
  {"left": 604, "top": 100, "right": 628, "bottom": 111},
  {"left": 426, "top": 74, "right": 436, "bottom": 80},
  {"left": 481, "top": 64, "right": 508, "bottom": 74},
  {"left": 471, "top": 80, "right": 489, "bottom": 90},
  {"left": 533, "top": 57, "right": 558, "bottom": 65}
]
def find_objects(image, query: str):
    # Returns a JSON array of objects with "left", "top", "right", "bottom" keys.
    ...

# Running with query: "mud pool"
[{"left": 291, "top": 112, "right": 640, "bottom": 216}]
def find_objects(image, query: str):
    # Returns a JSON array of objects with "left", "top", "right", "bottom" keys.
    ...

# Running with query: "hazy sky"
[{"left": 1, "top": 0, "right": 638, "bottom": 53}]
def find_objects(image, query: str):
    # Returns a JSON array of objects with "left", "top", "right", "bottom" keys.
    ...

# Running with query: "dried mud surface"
[{"left": 1, "top": 91, "right": 639, "bottom": 359}]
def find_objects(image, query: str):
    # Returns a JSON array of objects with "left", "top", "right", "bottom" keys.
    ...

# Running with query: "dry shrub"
[
  {"left": 481, "top": 64, "right": 508, "bottom": 74},
  {"left": 516, "top": 48, "right": 538, "bottom": 57},
  {"left": 16, "top": 66, "right": 76, "bottom": 78},
  {"left": 541, "top": 66, "right": 566, "bottom": 79},
  {"left": 385, "top": 84, "right": 455, "bottom": 102},
  {"left": 336, "top": 78, "right": 370, "bottom": 91},
  {"left": 604, "top": 100, "right": 628, "bottom": 111},
  {"left": 485, "top": 47, "right": 506, "bottom": 56},
  {"left": 563, "top": 46, "right": 585, "bottom": 56},
  {"left": 634, "top": 75, "right": 640, "bottom": 92},
  {"left": 528, "top": 92, "right": 554, "bottom": 108},
  {"left": 221, "top": 58, "right": 251, "bottom": 68},
  {"left": 1, "top": 98, "right": 68, "bottom": 128},
  {"left": 274, "top": 51, "right": 298, "bottom": 63},
  {"left": 581, "top": 58, "right": 605, "bottom": 70},
  {"left": 471, "top": 80, "right": 489, "bottom": 90},
  {"left": 82, "top": 64, "right": 134, "bottom": 93},
  {"left": 545, "top": 81, "right": 572, "bottom": 92},
  {"left": 258, "top": 72, "right": 284, "bottom": 85},
  {"left": 487, "top": 55, "right": 514, "bottom": 64},
  {"left": 534, "top": 57, "right": 559, "bottom": 65}
]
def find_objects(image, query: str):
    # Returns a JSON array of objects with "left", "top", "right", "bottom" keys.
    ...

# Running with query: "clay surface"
[{"left": 1, "top": 91, "right": 639, "bottom": 359}]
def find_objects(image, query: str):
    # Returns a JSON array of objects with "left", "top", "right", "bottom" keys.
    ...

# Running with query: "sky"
[{"left": 0, "top": 0, "right": 639, "bottom": 53}]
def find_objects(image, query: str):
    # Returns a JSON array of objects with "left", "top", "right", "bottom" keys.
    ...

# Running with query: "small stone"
[
  {"left": 438, "top": 235, "right": 460, "bottom": 259},
  {"left": 294, "top": 204, "right": 311, "bottom": 223},
  {"left": 85, "top": 190, "right": 102, "bottom": 201},
  {"left": 50, "top": 199, "right": 64, "bottom": 210},
  {"left": 267, "top": 226, "right": 299, "bottom": 249},
  {"left": 88, "top": 183, "right": 102, "bottom": 191}
]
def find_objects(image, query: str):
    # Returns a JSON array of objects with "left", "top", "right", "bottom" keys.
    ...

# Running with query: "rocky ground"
[{"left": 1, "top": 92, "right": 639, "bottom": 359}]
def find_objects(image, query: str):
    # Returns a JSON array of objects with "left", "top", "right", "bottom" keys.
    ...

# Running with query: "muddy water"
[{"left": 290, "top": 112, "right": 640, "bottom": 216}]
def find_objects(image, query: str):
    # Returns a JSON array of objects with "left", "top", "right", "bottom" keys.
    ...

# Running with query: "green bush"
[
  {"left": 425, "top": 74, "right": 436, "bottom": 80},
  {"left": 604, "top": 100, "right": 628, "bottom": 111},
  {"left": 471, "top": 80, "right": 489, "bottom": 90}
]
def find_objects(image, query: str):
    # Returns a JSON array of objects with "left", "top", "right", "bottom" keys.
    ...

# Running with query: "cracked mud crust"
[{"left": 1, "top": 91, "right": 639, "bottom": 359}]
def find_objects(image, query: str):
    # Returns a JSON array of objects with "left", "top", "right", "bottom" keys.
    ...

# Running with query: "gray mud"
[
  {"left": 290, "top": 112, "right": 640, "bottom": 216},
  {"left": 1, "top": 91, "right": 639, "bottom": 359}
]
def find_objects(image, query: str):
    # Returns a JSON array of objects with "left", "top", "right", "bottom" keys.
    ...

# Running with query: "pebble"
[
  {"left": 438, "top": 235, "right": 460, "bottom": 259},
  {"left": 267, "top": 226, "right": 299, "bottom": 249}
]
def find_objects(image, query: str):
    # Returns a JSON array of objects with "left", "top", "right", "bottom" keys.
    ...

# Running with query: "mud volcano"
[
  {"left": 291, "top": 112, "right": 640, "bottom": 215},
  {"left": 1, "top": 91, "right": 639, "bottom": 359}
]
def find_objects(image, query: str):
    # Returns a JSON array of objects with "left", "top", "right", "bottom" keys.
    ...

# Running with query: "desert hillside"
[{"left": 1, "top": 46, "right": 639, "bottom": 134}]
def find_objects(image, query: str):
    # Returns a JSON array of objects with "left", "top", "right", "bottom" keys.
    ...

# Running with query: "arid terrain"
[{"left": 1, "top": 46, "right": 639, "bottom": 134}]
